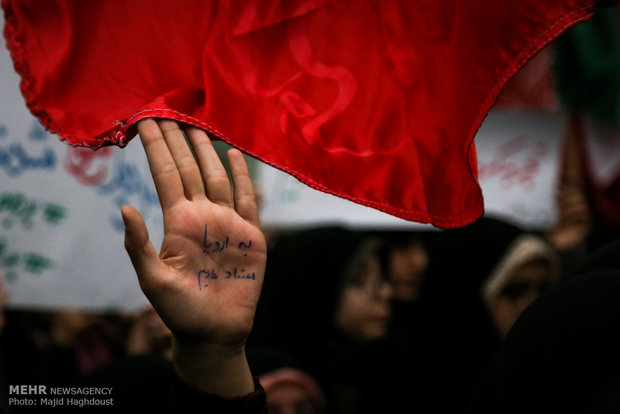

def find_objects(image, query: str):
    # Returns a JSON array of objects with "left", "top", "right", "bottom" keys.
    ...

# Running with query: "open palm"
[{"left": 122, "top": 119, "right": 267, "bottom": 348}]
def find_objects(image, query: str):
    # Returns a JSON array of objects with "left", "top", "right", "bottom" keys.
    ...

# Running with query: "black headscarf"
[
  {"left": 251, "top": 227, "right": 372, "bottom": 349},
  {"left": 415, "top": 217, "right": 527, "bottom": 413},
  {"left": 249, "top": 227, "right": 387, "bottom": 414},
  {"left": 469, "top": 238, "right": 620, "bottom": 413}
]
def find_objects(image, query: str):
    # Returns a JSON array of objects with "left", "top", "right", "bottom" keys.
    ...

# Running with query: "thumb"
[{"left": 121, "top": 205, "right": 160, "bottom": 285}]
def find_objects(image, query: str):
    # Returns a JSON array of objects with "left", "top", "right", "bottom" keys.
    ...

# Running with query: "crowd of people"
[{"left": 0, "top": 119, "right": 618, "bottom": 413}]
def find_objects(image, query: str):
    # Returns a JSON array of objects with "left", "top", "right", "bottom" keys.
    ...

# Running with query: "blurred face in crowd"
[
  {"left": 389, "top": 240, "right": 428, "bottom": 302},
  {"left": 127, "top": 304, "right": 172, "bottom": 358},
  {"left": 50, "top": 310, "right": 98, "bottom": 346},
  {"left": 488, "top": 258, "right": 553, "bottom": 337},
  {"left": 334, "top": 254, "right": 392, "bottom": 342},
  {"left": 266, "top": 382, "right": 322, "bottom": 414},
  {"left": 138, "top": 305, "right": 172, "bottom": 356}
]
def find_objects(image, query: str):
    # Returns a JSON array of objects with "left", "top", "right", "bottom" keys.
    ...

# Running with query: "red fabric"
[
  {"left": 493, "top": 47, "right": 559, "bottom": 111},
  {"left": 1, "top": 0, "right": 606, "bottom": 228}
]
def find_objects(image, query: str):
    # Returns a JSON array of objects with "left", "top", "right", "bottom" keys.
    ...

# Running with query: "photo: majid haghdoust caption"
[{"left": 8, "top": 385, "right": 114, "bottom": 408}]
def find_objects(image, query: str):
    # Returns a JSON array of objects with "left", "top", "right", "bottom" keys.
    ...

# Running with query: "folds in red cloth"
[{"left": 1, "top": 0, "right": 606, "bottom": 228}]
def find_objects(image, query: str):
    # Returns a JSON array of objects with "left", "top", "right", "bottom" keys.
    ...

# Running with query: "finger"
[
  {"left": 228, "top": 149, "right": 260, "bottom": 226},
  {"left": 121, "top": 205, "right": 161, "bottom": 290},
  {"left": 157, "top": 120, "right": 206, "bottom": 201},
  {"left": 185, "top": 127, "right": 233, "bottom": 206},
  {"left": 137, "top": 119, "right": 184, "bottom": 210}
]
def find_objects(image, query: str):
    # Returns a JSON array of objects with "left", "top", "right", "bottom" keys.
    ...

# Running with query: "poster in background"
[
  {"left": 477, "top": 111, "right": 564, "bottom": 229},
  {"left": 1, "top": 20, "right": 163, "bottom": 311}
]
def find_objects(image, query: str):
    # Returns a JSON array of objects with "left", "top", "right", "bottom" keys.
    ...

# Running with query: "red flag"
[{"left": 1, "top": 0, "right": 608, "bottom": 228}]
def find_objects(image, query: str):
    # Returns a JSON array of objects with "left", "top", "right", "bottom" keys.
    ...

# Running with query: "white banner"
[
  {"left": 477, "top": 111, "right": 564, "bottom": 229},
  {"left": 1, "top": 22, "right": 162, "bottom": 311}
]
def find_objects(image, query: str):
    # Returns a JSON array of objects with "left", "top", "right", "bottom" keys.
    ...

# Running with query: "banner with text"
[{"left": 1, "top": 21, "right": 162, "bottom": 311}]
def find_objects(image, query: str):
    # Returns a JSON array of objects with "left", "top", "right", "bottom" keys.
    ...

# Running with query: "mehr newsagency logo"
[{"left": 9, "top": 385, "right": 114, "bottom": 408}]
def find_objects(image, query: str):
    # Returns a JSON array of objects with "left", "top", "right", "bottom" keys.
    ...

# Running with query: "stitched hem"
[{"left": 2, "top": 0, "right": 119, "bottom": 148}]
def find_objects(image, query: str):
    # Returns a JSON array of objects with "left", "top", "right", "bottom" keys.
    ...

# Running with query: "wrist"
[{"left": 172, "top": 337, "right": 255, "bottom": 397}]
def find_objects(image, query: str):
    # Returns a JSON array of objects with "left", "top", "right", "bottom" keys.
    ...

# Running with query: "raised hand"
[
  {"left": 548, "top": 184, "right": 592, "bottom": 251},
  {"left": 121, "top": 119, "right": 266, "bottom": 396}
]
